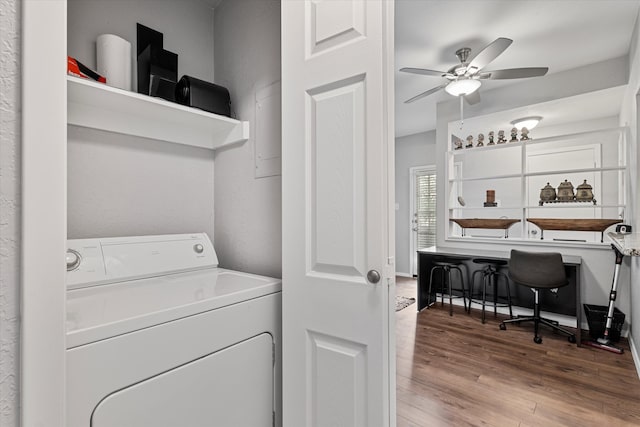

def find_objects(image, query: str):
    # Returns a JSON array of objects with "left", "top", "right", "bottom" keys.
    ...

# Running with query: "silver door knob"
[{"left": 367, "top": 269, "right": 381, "bottom": 284}]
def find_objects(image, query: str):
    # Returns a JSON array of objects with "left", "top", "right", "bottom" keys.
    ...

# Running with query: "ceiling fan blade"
[
  {"left": 484, "top": 67, "right": 549, "bottom": 79},
  {"left": 467, "top": 37, "right": 513, "bottom": 74},
  {"left": 400, "top": 67, "right": 450, "bottom": 77},
  {"left": 464, "top": 90, "right": 481, "bottom": 105},
  {"left": 404, "top": 84, "right": 446, "bottom": 103}
]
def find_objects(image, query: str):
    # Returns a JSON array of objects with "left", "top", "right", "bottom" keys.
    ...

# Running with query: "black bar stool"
[
  {"left": 428, "top": 256, "right": 468, "bottom": 316},
  {"left": 470, "top": 258, "right": 513, "bottom": 323}
]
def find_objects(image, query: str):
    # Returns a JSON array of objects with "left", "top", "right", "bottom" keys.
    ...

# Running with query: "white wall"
[
  {"left": 620, "top": 9, "right": 640, "bottom": 368},
  {"left": 212, "top": 0, "right": 282, "bottom": 278},
  {"left": 67, "top": 127, "right": 216, "bottom": 238},
  {"left": 395, "top": 130, "right": 436, "bottom": 275},
  {"left": 67, "top": 0, "right": 218, "bottom": 240},
  {"left": 435, "top": 57, "right": 632, "bottom": 329},
  {"left": 0, "top": 0, "right": 20, "bottom": 424}
]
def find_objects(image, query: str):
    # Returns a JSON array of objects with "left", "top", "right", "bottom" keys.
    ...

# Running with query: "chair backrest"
[{"left": 509, "top": 249, "right": 568, "bottom": 289}]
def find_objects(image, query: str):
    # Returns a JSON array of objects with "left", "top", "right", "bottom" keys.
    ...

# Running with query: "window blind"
[{"left": 415, "top": 171, "right": 436, "bottom": 249}]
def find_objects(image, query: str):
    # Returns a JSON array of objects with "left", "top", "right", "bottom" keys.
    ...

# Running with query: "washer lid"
[{"left": 66, "top": 268, "right": 281, "bottom": 348}]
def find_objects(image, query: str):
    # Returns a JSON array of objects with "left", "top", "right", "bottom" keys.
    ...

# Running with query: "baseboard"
[
  {"left": 395, "top": 272, "right": 414, "bottom": 278},
  {"left": 629, "top": 333, "right": 640, "bottom": 380},
  {"left": 450, "top": 299, "right": 577, "bottom": 328}
]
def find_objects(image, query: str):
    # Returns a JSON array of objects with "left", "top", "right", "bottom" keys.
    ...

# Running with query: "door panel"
[
  {"left": 309, "top": 77, "right": 366, "bottom": 277},
  {"left": 308, "top": 331, "right": 367, "bottom": 426},
  {"left": 308, "top": 0, "right": 365, "bottom": 56},
  {"left": 282, "top": 0, "right": 395, "bottom": 426}
]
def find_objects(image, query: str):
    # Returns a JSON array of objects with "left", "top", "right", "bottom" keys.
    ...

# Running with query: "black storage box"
[
  {"left": 136, "top": 23, "right": 178, "bottom": 99},
  {"left": 584, "top": 304, "right": 625, "bottom": 342},
  {"left": 175, "top": 75, "right": 231, "bottom": 117}
]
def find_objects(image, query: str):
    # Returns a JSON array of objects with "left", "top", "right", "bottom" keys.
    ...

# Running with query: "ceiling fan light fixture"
[
  {"left": 445, "top": 79, "right": 481, "bottom": 96},
  {"left": 511, "top": 116, "right": 543, "bottom": 130}
]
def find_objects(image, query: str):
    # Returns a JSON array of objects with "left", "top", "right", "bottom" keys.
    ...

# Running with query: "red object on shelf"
[{"left": 67, "top": 56, "right": 107, "bottom": 83}]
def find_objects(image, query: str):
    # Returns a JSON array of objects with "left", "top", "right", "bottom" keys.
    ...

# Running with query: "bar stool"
[
  {"left": 428, "top": 256, "right": 468, "bottom": 316},
  {"left": 470, "top": 258, "right": 513, "bottom": 323}
]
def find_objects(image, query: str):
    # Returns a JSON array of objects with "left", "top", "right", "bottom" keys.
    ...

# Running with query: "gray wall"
[
  {"left": 213, "top": 0, "right": 282, "bottom": 278},
  {"left": 67, "top": 0, "right": 217, "bottom": 240},
  {"left": 0, "top": 0, "right": 20, "bottom": 424},
  {"left": 620, "top": 8, "right": 640, "bottom": 367},
  {"left": 68, "top": 0, "right": 216, "bottom": 87},
  {"left": 395, "top": 131, "right": 436, "bottom": 275}
]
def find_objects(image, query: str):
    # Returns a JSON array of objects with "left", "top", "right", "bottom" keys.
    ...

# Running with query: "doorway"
[{"left": 409, "top": 166, "right": 436, "bottom": 276}]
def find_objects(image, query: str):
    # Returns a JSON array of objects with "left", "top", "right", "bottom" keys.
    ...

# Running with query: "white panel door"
[{"left": 282, "top": 1, "right": 395, "bottom": 426}]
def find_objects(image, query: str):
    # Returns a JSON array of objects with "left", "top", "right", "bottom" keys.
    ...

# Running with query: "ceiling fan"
[{"left": 400, "top": 37, "right": 549, "bottom": 104}]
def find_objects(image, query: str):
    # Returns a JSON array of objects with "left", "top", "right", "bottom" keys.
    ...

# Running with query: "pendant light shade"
[{"left": 445, "top": 79, "right": 481, "bottom": 96}]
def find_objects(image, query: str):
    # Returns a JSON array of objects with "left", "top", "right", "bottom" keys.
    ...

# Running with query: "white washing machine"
[{"left": 65, "top": 233, "right": 282, "bottom": 427}]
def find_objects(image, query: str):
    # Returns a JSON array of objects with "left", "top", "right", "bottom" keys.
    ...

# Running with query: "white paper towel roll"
[{"left": 96, "top": 34, "right": 132, "bottom": 91}]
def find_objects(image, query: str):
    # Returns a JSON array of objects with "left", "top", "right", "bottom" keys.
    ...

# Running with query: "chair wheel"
[
  {"left": 568, "top": 335, "right": 576, "bottom": 343},
  {"left": 499, "top": 323, "right": 506, "bottom": 330},
  {"left": 534, "top": 336, "right": 542, "bottom": 344}
]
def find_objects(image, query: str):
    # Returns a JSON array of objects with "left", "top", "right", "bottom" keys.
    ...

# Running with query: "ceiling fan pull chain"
[{"left": 459, "top": 95, "right": 464, "bottom": 129}]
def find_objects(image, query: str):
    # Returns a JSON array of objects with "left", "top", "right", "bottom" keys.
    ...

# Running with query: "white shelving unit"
[
  {"left": 446, "top": 126, "right": 629, "bottom": 244},
  {"left": 67, "top": 76, "right": 250, "bottom": 150}
]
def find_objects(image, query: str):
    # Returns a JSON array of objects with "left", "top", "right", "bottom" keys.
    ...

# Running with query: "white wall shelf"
[
  {"left": 449, "top": 166, "right": 627, "bottom": 182},
  {"left": 67, "top": 76, "right": 249, "bottom": 150},
  {"left": 449, "top": 206, "right": 522, "bottom": 210},
  {"left": 449, "top": 173, "right": 523, "bottom": 182},
  {"left": 525, "top": 204, "right": 625, "bottom": 209},
  {"left": 450, "top": 127, "right": 626, "bottom": 156}
]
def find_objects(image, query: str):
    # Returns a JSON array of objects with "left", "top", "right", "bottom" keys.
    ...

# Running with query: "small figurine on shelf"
[
  {"left": 452, "top": 135, "right": 463, "bottom": 150},
  {"left": 465, "top": 135, "right": 474, "bottom": 148},
  {"left": 487, "top": 131, "right": 495, "bottom": 145},
  {"left": 497, "top": 130, "right": 506, "bottom": 144},
  {"left": 510, "top": 127, "right": 519, "bottom": 142},
  {"left": 520, "top": 127, "right": 530, "bottom": 140},
  {"left": 477, "top": 133, "right": 485, "bottom": 147}
]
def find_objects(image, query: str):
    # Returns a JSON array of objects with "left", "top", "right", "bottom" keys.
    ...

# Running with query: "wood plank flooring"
[{"left": 395, "top": 276, "right": 640, "bottom": 427}]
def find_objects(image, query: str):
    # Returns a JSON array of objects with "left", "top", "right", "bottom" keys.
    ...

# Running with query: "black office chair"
[{"left": 499, "top": 250, "right": 576, "bottom": 344}]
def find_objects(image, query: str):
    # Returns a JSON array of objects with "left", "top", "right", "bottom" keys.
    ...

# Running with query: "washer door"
[{"left": 91, "top": 333, "right": 274, "bottom": 427}]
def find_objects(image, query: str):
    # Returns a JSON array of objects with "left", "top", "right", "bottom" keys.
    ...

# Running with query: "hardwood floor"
[{"left": 395, "top": 276, "right": 640, "bottom": 427}]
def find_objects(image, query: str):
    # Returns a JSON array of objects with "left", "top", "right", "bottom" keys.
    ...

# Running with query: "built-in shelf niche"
[{"left": 446, "top": 126, "right": 628, "bottom": 245}]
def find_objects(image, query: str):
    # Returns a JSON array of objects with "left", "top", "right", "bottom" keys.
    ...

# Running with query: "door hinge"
[{"left": 383, "top": 257, "right": 395, "bottom": 282}]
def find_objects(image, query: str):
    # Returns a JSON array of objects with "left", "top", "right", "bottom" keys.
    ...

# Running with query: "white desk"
[{"left": 417, "top": 247, "right": 583, "bottom": 345}]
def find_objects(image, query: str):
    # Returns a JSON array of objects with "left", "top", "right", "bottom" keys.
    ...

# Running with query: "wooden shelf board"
[
  {"left": 526, "top": 218, "right": 622, "bottom": 232},
  {"left": 449, "top": 218, "right": 521, "bottom": 230}
]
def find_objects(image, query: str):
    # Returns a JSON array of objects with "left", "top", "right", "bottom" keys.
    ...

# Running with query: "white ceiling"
[{"left": 395, "top": 0, "right": 640, "bottom": 137}]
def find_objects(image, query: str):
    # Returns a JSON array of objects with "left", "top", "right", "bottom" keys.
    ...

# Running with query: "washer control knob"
[
  {"left": 66, "top": 249, "right": 81, "bottom": 271},
  {"left": 194, "top": 244, "right": 204, "bottom": 254}
]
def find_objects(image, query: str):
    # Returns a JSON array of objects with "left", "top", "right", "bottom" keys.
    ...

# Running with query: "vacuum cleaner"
[{"left": 582, "top": 244, "right": 624, "bottom": 354}]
